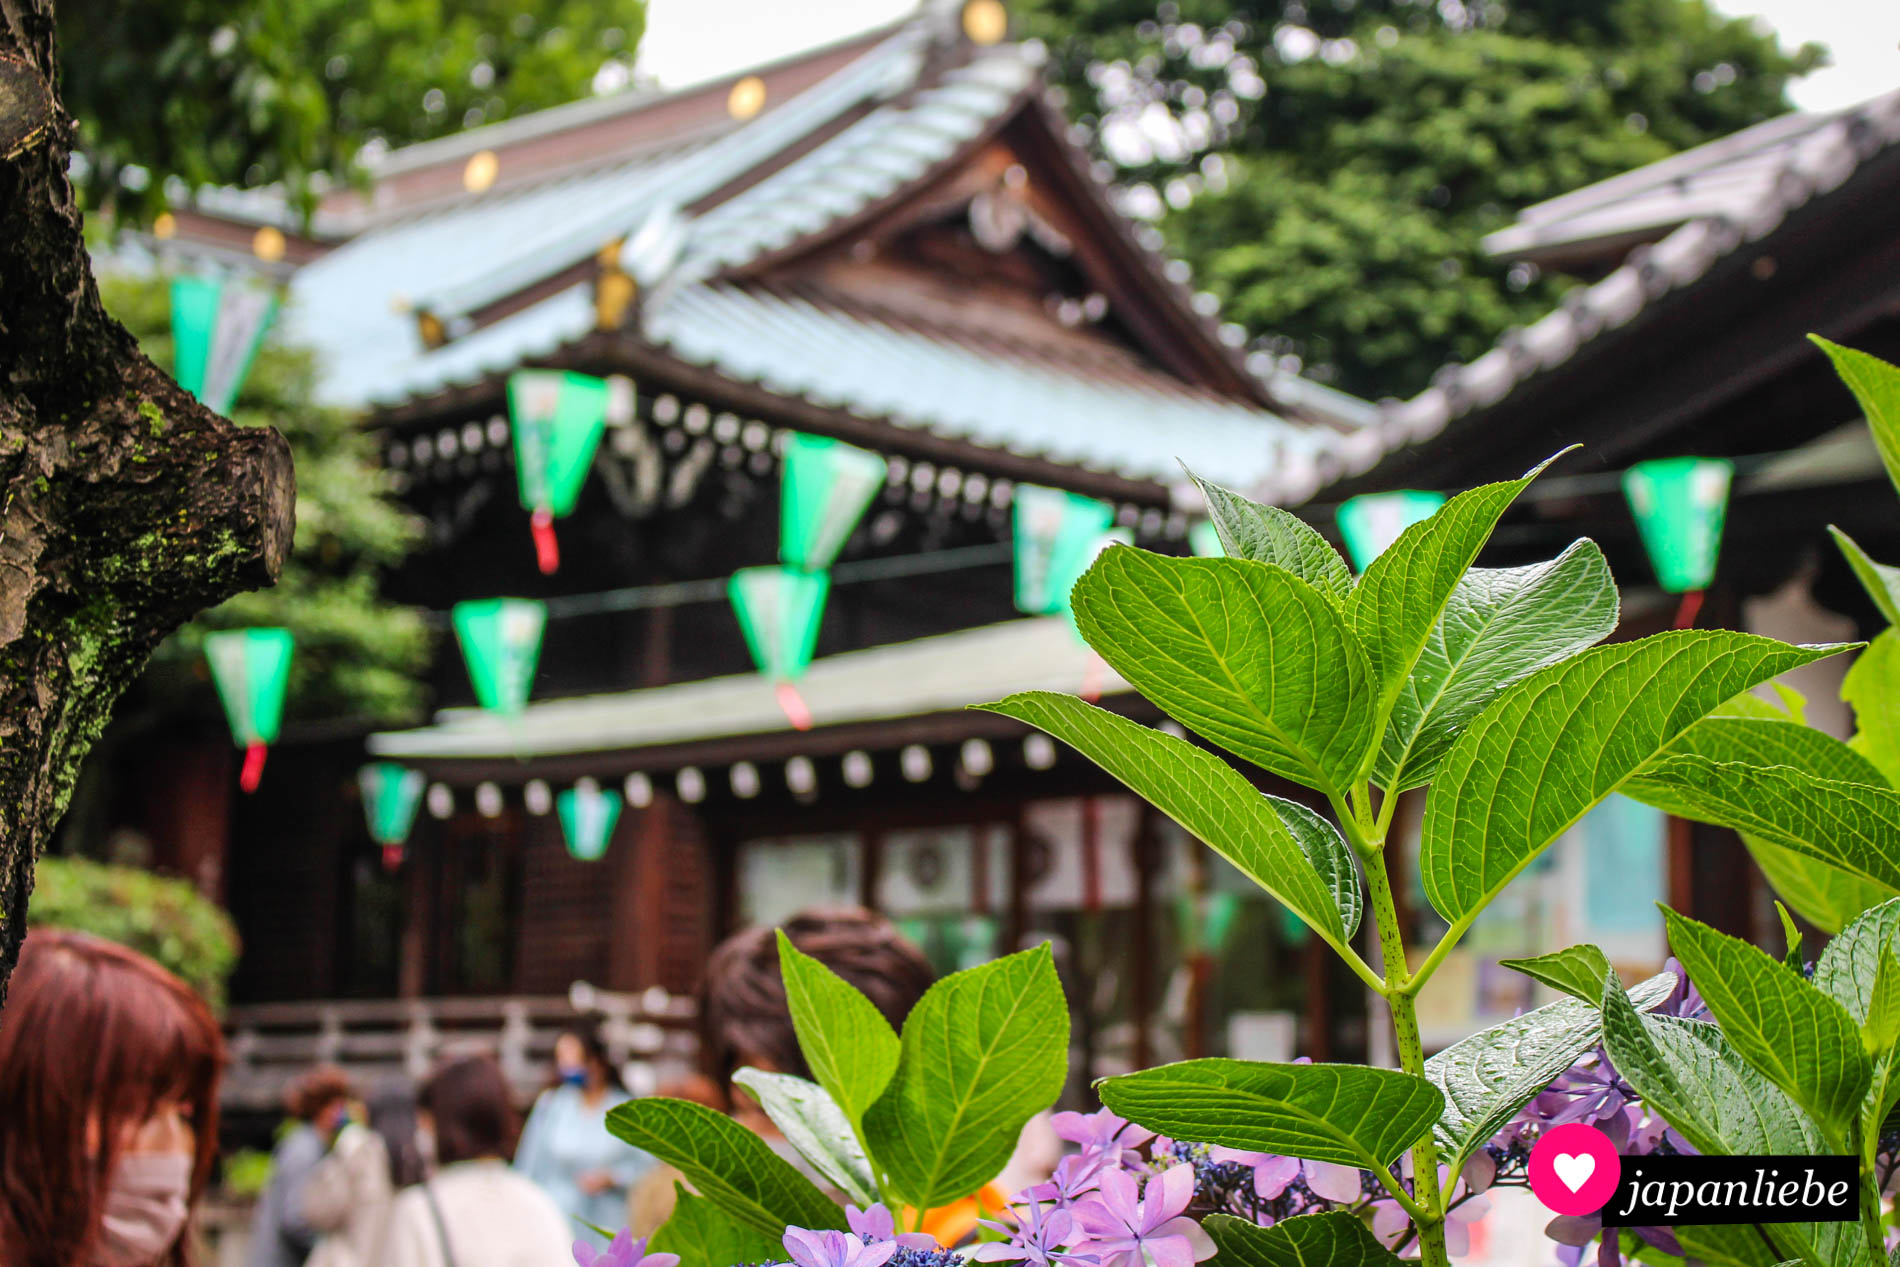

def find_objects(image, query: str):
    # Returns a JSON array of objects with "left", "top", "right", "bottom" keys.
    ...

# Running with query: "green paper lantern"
[
  {"left": 731, "top": 566, "right": 829, "bottom": 730},
  {"left": 1335, "top": 490, "right": 1446, "bottom": 571},
  {"left": 1188, "top": 519, "right": 1224, "bottom": 558},
  {"left": 780, "top": 432, "right": 887, "bottom": 571},
  {"left": 452, "top": 598, "right": 546, "bottom": 715},
  {"left": 359, "top": 763, "right": 426, "bottom": 846},
  {"left": 730, "top": 566, "right": 829, "bottom": 681},
  {"left": 1622, "top": 457, "right": 1733, "bottom": 593},
  {"left": 557, "top": 782, "right": 623, "bottom": 861},
  {"left": 507, "top": 370, "right": 632, "bottom": 572},
  {"left": 359, "top": 762, "right": 426, "bottom": 869},
  {"left": 1013, "top": 485, "right": 1116, "bottom": 616},
  {"left": 202, "top": 627, "right": 294, "bottom": 792},
  {"left": 170, "top": 275, "right": 277, "bottom": 416}
]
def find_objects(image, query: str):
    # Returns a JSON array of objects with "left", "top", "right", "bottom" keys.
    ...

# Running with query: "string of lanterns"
[{"left": 167, "top": 278, "right": 1741, "bottom": 859}]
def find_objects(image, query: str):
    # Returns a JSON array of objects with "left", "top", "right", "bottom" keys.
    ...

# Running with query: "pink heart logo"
[{"left": 1530, "top": 1122, "right": 1622, "bottom": 1216}]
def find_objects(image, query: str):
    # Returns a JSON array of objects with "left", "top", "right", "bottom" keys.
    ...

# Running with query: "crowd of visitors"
[{"left": 0, "top": 909, "right": 1057, "bottom": 1265}]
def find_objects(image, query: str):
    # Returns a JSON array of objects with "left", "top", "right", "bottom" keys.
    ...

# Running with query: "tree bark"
[{"left": 0, "top": 0, "right": 294, "bottom": 1008}]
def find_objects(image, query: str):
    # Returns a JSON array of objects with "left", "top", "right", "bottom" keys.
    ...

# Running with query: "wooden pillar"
[
  {"left": 134, "top": 738, "right": 233, "bottom": 903},
  {"left": 641, "top": 603, "right": 674, "bottom": 688},
  {"left": 1184, "top": 840, "right": 1210, "bottom": 1060},
  {"left": 1667, "top": 815, "right": 1696, "bottom": 919},
  {"left": 613, "top": 793, "right": 716, "bottom": 994},
  {"left": 399, "top": 825, "right": 433, "bottom": 999},
  {"left": 1130, "top": 810, "right": 1158, "bottom": 1071},
  {"left": 1006, "top": 808, "right": 1029, "bottom": 954},
  {"left": 860, "top": 828, "right": 885, "bottom": 913}
]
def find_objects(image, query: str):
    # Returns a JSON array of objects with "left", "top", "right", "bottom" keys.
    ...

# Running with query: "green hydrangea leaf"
[
  {"left": 1097, "top": 1059, "right": 1442, "bottom": 1170},
  {"left": 732, "top": 1068, "right": 876, "bottom": 1207},
  {"left": 778, "top": 929, "right": 900, "bottom": 1132},
  {"left": 1203, "top": 1212, "right": 1402, "bottom": 1266},
  {"left": 649, "top": 1186, "right": 789, "bottom": 1267},
  {"left": 606, "top": 1098, "right": 844, "bottom": 1238},
  {"left": 1069, "top": 546, "right": 1378, "bottom": 795},
  {"left": 1662, "top": 909, "right": 1869, "bottom": 1138},
  {"left": 1374, "top": 539, "right": 1618, "bottom": 793},
  {"left": 1421, "top": 631, "right": 1849, "bottom": 924},
  {"left": 1345, "top": 453, "right": 1565, "bottom": 721},
  {"left": 1185, "top": 470, "right": 1352, "bottom": 605},
  {"left": 1426, "top": 969, "right": 1676, "bottom": 1172},
  {"left": 862, "top": 944, "right": 1068, "bottom": 1210}
]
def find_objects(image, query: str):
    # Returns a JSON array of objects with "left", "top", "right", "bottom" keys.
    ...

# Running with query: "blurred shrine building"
[
  {"left": 111, "top": 1, "right": 1384, "bottom": 1107},
  {"left": 93, "top": 0, "right": 1900, "bottom": 1107}
]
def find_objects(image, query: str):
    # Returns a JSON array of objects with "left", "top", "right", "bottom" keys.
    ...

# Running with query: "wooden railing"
[{"left": 221, "top": 982, "right": 698, "bottom": 1110}]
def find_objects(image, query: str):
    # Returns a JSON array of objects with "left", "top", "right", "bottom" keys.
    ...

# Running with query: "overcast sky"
[{"left": 635, "top": 0, "right": 1899, "bottom": 111}]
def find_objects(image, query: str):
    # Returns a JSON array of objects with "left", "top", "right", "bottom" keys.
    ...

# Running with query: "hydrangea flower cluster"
[{"left": 579, "top": 961, "right": 1777, "bottom": 1267}]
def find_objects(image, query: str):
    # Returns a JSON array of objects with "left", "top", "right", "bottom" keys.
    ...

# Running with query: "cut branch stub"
[{"left": 0, "top": 55, "right": 52, "bottom": 161}]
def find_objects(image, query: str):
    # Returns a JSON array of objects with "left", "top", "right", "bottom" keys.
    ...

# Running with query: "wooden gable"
[{"left": 730, "top": 101, "right": 1272, "bottom": 406}]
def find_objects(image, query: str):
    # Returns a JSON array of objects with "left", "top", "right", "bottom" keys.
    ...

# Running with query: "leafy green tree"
[
  {"left": 98, "top": 274, "right": 431, "bottom": 724},
  {"left": 1017, "top": 0, "right": 1822, "bottom": 398},
  {"left": 27, "top": 856, "right": 241, "bottom": 1009},
  {"left": 60, "top": 0, "right": 648, "bottom": 221}
]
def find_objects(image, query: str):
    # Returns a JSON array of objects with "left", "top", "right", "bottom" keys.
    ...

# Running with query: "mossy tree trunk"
[{"left": 0, "top": 0, "right": 294, "bottom": 1010}]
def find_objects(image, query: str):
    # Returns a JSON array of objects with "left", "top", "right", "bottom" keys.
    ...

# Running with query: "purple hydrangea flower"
[
  {"left": 1072, "top": 1164, "right": 1214, "bottom": 1267},
  {"left": 572, "top": 1230, "right": 680, "bottom": 1267},
  {"left": 844, "top": 1204, "right": 938, "bottom": 1251},
  {"left": 1051, "top": 1108, "right": 1153, "bottom": 1167},
  {"left": 1207, "top": 1150, "right": 1301, "bottom": 1202},
  {"left": 782, "top": 1229, "right": 900, "bottom": 1267},
  {"left": 973, "top": 1201, "right": 1097, "bottom": 1266},
  {"left": 1300, "top": 1160, "right": 1365, "bottom": 1205},
  {"left": 1018, "top": 1153, "right": 1108, "bottom": 1207}
]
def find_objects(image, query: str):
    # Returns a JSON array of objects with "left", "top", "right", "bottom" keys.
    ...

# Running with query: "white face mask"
[{"left": 94, "top": 1153, "right": 192, "bottom": 1267}]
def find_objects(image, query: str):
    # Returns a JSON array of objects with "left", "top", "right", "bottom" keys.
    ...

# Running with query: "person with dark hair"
[
  {"left": 370, "top": 1054, "right": 569, "bottom": 1267},
  {"left": 702, "top": 907, "right": 935, "bottom": 1095},
  {"left": 301, "top": 1078, "right": 421, "bottom": 1267},
  {"left": 247, "top": 1067, "right": 355, "bottom": 1267},
  {"left": 702, "top": 909, "right": 1050, "bottom": 1246},
  {"left": 701, "top": 909, "right": 933, "bottom": 1156},
  {"left": 513, "top": 1022, "right": 652, "bottom": 1248},
  {"left": 0, "top": 928, "right": 226, "bottom": 1267}
]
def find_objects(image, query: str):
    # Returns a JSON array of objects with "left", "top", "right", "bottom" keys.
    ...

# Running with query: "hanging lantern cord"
[
  {"left": 1674, "top": 589, "right": 1705, "bottom": 630},
  {"left": 530, "top": 509, "right": 561, "bottom": 575},
  {"left": 239, "top": 742, "right": 268, "bottom": 793},
  {"left": 775, "top": 682, "right": 814, "bottom": 732}
]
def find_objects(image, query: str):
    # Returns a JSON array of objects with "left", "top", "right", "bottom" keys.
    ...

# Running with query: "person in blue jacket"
[{"left": 513, "top": 1021, "right": 653, "bottom": 1245}]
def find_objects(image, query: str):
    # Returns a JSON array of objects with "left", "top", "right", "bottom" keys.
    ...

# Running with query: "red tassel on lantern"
[
  {"left": 1674, "top": 589, "right": 1705, "bottom": 630},
  {"left": 381, "top": 844, "right": 404, "bottom": 873},
  {"left": 775, "top": 682, "right": 814, "bottom": 732},
  {"left": 239, "top": 742, "right": 268, "bottom": 793},
  {"left": 530, "top": 508, "right": 560, "bottom": 574}
]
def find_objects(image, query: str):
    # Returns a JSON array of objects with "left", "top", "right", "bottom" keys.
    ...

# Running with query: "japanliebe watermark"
[{"left": 1527, "top": 1123, "right": 1858, "bottom": 1226}]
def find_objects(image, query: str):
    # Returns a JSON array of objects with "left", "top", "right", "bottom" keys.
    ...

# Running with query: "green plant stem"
[
  {"left": 1859, "top": 1171, "right": 1885, "bottom": 1267},
  {"left": 1365, "top": 842, "right": 1451, "bottom": 1267}
]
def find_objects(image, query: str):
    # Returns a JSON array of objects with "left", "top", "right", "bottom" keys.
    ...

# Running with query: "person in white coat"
[
  {"left": 303, "top": 1080, "right": 424, "bottom": 1267},
  {"left": 370, "top": 1055, "right": 571, "bottom": 1267}
]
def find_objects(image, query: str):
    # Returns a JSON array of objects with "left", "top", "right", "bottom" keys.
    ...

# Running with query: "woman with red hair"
[{"left": 0, "top": 929, "right": 226, "bottom": 1267}]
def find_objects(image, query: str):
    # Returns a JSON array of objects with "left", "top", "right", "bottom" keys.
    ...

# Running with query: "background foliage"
[
  {"left": 60, "top": 0, "right": 648, "bottom": 222},
  {"left": 27, "top": 856, "right": 241, "bottom": 1009},
  {"left": 1016, "top": 0, "right": 1823, "bottom": 398}
]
